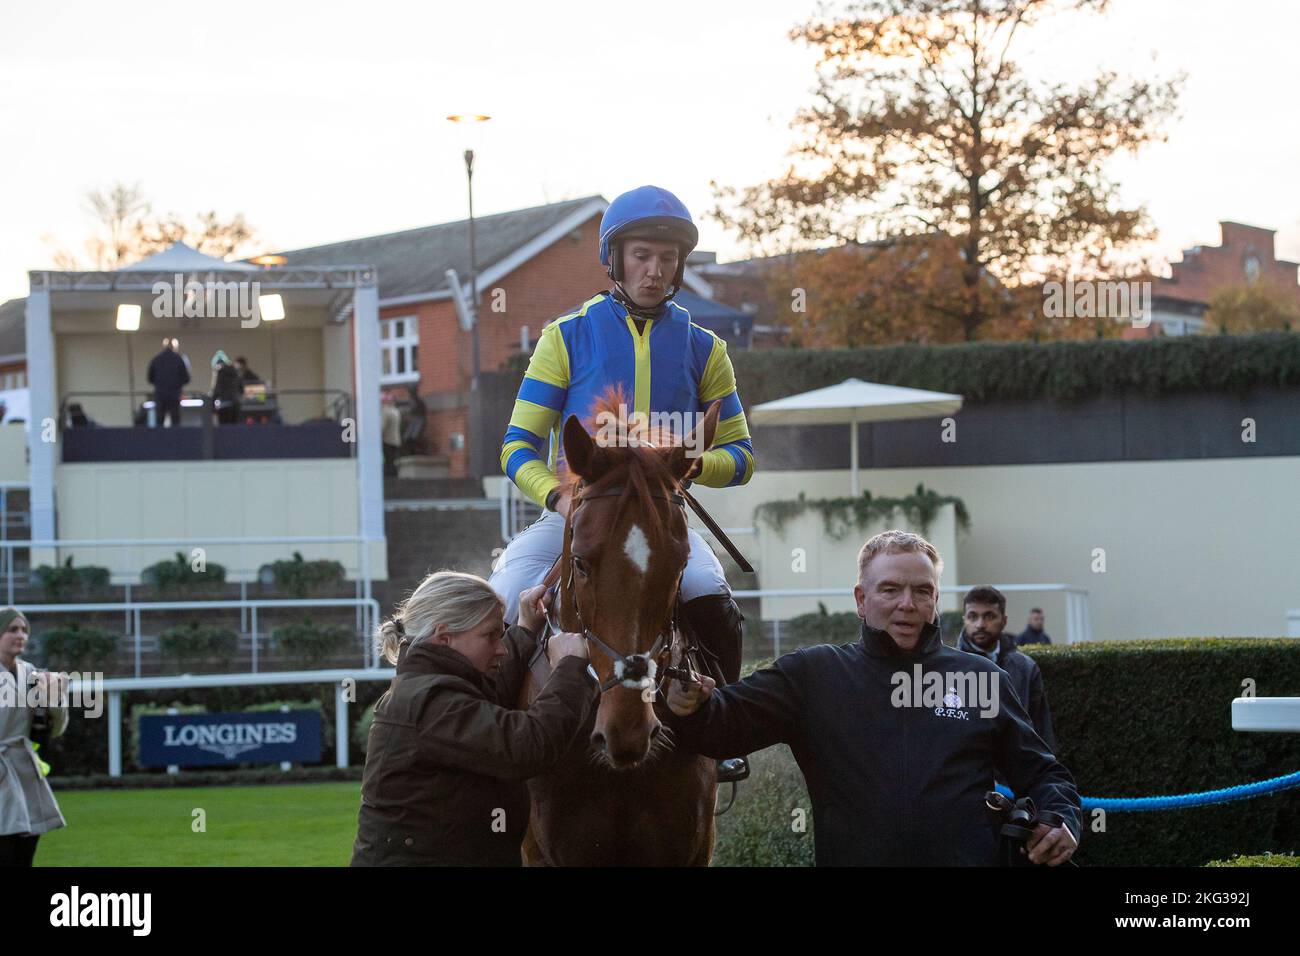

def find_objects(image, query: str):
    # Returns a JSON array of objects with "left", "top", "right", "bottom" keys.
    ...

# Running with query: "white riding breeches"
[{"left": 489, "top": 509, "right": 731, "bottom": 624}]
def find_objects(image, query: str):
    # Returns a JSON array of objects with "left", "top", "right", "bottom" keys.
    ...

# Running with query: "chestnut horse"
[{"left": 519, "top": 393, "right": 721, "bottom": 866}]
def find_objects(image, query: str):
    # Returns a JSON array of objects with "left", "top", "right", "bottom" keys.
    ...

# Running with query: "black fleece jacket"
[{"left": 667, "top": 619, "right": 1080, "bottom": 866}]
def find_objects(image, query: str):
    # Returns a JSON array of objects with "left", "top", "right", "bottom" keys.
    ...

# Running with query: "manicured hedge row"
[
  {"left": 501, "top": 332, "right": 1300, "bottom": 407},
  {"left": 1030, "top": 638, "right": 1300, "bottom": 866}
]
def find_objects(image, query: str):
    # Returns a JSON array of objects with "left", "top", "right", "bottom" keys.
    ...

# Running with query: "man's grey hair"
[{"left": 857, "top": 529, "right": 944, "bottom": 582}]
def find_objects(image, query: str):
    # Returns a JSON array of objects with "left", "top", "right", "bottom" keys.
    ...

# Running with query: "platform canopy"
[
  {"left": 749, "top": 378, "right": 963, "bottom": 495},
  {"left": 120, "top": 240, "right": 258, "bottom": 272}
]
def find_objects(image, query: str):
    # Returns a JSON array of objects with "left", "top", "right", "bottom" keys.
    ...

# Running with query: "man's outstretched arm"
[{"left": 664, "top": 653, "right": 805, "bottom": 758}]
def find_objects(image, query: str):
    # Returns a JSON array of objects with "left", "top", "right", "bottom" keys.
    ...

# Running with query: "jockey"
[{"left": 490, "top": 185, "right": 753, "bottom": 779}]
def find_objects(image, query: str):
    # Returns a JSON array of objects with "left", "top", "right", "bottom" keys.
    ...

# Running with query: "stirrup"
[{"left": 717, "top": 757, "right": 750, "bottom": 784}]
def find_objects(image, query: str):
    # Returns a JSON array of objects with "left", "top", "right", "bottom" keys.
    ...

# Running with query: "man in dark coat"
[
  {"left": 145, "top": 338, "right": 190, "bottom": 427},
  {"left": 957, "top": 586, "right": 1057, "bottom": 751},
  {"left": 667, "top": 530, "right": 1080, "bottom": 867},
  {"left": 351, "top": 594, "right": 597, "bottom": 866},
  {"left": 1016, "top": 607, "right": 1053, "bottom": 646}
]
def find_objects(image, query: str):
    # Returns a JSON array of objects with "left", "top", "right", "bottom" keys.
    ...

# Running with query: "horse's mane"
[{"left": 559, "top": 386, "right": 684, "bottom": 550}]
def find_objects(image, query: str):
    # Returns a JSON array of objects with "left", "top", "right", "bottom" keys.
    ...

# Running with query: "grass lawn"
[{"left": 36, "top": 782, "right": 363, "bottom": 867}]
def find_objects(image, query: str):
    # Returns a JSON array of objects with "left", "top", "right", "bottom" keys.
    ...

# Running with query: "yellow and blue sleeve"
[
  {"left": 695, "top": 335, "right": 754, "bottom": 488},
  {"left": 500, "top": 322, "right": 570, "bottom": 507}
]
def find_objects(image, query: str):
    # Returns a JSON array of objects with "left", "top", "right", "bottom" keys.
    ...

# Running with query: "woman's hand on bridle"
[
  {"left": 546, "top": 631, "right": 589, "bottom": 667},
  {"left": 517, "top": 584, "right": 552, "bottom": 633}
]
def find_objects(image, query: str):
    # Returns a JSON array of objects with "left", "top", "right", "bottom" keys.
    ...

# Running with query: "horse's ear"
[
  {"left": 563, "top": 414, "right": 608, "bottom": 480},
  {"left": 669, "top": 400, "right": 722, "bottom": 480}
]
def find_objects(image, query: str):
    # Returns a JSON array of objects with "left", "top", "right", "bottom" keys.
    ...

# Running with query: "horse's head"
[{"left": 558, "top": 395, "right": 720, "bottom": 769}]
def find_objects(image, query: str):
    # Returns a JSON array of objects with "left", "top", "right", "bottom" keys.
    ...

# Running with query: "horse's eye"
[{"left": 573, "top": 556, "right": 590, "bottom": 577}]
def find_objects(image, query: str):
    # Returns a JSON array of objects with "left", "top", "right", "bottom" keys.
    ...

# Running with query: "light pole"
[{"left": 447, "top": 114, "right": 491, "bottom": 392}]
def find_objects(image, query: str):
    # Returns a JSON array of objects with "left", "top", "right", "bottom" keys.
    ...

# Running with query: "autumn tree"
[
  {"left": 714, "top": 0, "right": 1181, "bottom": 344},
  {"left": 49, "top": 181, "right": 260, "bottom": 270},
  {"left": 1206, "top": 282, "right": 1300, "bottom": 334}
]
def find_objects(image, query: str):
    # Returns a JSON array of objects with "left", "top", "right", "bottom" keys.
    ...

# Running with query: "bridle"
[{"left": 539, "top": 482, "right": 699, "bottom": 698}]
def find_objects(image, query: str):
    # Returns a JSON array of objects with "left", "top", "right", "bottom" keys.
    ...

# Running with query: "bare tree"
[{"left": 49, "top": 182, "right": 261, "bottom": 269}]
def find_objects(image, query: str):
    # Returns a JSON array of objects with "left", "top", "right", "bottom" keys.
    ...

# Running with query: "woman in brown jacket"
[{"left": 351, "top": 571, "right": 595, "bottom": 866}]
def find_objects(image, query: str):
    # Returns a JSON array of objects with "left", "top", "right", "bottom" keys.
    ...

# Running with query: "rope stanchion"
[{"left": 996, "top": 769, "right": 1300, "bottom": 812}]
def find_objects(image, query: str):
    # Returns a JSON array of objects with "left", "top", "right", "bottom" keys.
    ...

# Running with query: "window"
[{"left": 380, "top": 316, "right": 419, "bottom": 385}]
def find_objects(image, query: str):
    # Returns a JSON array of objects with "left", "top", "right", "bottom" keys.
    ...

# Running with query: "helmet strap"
[{"left": 609, "top": 280, "right": 678, "bottom": 321}]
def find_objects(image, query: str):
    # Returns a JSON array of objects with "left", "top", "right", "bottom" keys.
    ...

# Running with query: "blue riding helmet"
[{"left": 599, "top": 185, "right": 699, "bottom": 287}]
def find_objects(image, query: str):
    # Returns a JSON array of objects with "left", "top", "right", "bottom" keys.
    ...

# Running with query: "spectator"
[
  {"left": 380, "top": 390, "right": 401, "bottom": 477},
  {"left": 0, "top": 607, "right": 70, "bottom": 866},
  {"left": 234, "top": 356, "right": 262, "bottom": 385},
  {"left": 666, "top": 530, "right": 1080, "bottom": 866},
  {"left": 1017, "top": 607, "right": 1052, "bottom": 646},
  {"left": 401, "top": 385, "right": 428, "bottom": 456},
  {"left": 146, "top": 337, "right": 190, "bottom": 427},
  {"left": 958, "top": 586, "right": 1057, "bottom": 751},
  {"left": 210, "top": 351, "right": 242, "bottom": 425}
]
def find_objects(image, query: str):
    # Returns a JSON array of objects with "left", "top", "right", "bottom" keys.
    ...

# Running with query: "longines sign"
[{"left": 138, "top": 711, "right": 322, "bottom": 768}]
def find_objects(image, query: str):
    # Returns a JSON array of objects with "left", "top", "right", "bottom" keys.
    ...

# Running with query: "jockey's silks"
[{"left": 501, "top": 292, "right": 754, "bottom": 507}]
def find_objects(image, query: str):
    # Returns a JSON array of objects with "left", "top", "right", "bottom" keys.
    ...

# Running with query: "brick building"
[{"left": 1137, "top": 220, "right": 1300, "bottom": 337}]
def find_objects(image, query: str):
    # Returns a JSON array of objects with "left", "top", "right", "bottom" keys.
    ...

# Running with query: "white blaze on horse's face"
[{"left": 623, "top": 523, "right": 651, "bottom": 578}]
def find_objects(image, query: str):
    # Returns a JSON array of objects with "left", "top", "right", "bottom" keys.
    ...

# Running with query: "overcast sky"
[{"left": 2, "top": 0, "right": 1297, "bottom": 303}]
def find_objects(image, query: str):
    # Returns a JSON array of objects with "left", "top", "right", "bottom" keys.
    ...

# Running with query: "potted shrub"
[
  {"left": 36, "top": 622, "right": 119, "bottom": 672},
  {"left": 142, "top": 551, "right": 227, "bottom": 597},
  {"left": 158, "top": 621, "right": 239, "bottom": 671},
  {"left": 271, "top": 618, "right": 350, "bottom": 667},
  {"left": 33, "top": 557, "right": 112, "bottom": 602},
  {"left": 259, "top": 552, "right": 346, "bottom": 598}
]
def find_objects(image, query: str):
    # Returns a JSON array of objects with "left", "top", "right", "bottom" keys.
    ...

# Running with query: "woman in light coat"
[{"left": 0, "top": 607, "right": 69, "bottom": 866}]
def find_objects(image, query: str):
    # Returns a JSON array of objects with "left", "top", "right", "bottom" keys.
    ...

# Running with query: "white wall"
[
  {"left": 687, "top": 457, "right": 1300, "bottom": 641},
  {"left": 53, "top": 459, "right": 387, "bottom": 582}
]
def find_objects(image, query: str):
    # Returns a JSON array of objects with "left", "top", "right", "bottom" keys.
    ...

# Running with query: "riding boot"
[{"left": 681, "top": 594, "right": 749, "bottom": 784}]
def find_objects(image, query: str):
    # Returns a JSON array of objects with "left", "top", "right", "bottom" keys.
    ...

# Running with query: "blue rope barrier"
[{"left": 995, "top": 769, "right": 1300, "bottom": 811}]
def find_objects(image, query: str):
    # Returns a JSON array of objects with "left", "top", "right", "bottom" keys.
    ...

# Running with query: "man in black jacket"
[
  {"left": 1017, "top": 608, "right": 1052, "bottom": 646},
  {"left": 958, "top": 586, "right": 1057, "bottom": 751},
  {"left": 667, "top": 530, "right": 1079, "bottom": 866},
  {"left": 145, "top": 338, "right": 190, "bottom": 427}
]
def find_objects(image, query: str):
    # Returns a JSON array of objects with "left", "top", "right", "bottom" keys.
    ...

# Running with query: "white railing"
[
  {"left": 500, "top": 481, "right": 542, "bottom": 542},
  {"left": 69, "top": 668, "right": 395, "bottom": 777},
  {"left": 1, "top": 534, "right": 377, "bottom": 635},
  {"left": 731, "top": 584, "right": 1093, "bottom": 655},
  {"left": 23, "top": 597, "right": 382, "bottom": 677}
]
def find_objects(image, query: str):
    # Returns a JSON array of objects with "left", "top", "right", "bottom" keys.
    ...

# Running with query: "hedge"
[
  {"left": 1031, "top": 638, "right": 1300, "bottom": 866},
  {"left": 501, "top": 332, "right": 1300, "bottom": 407}
]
